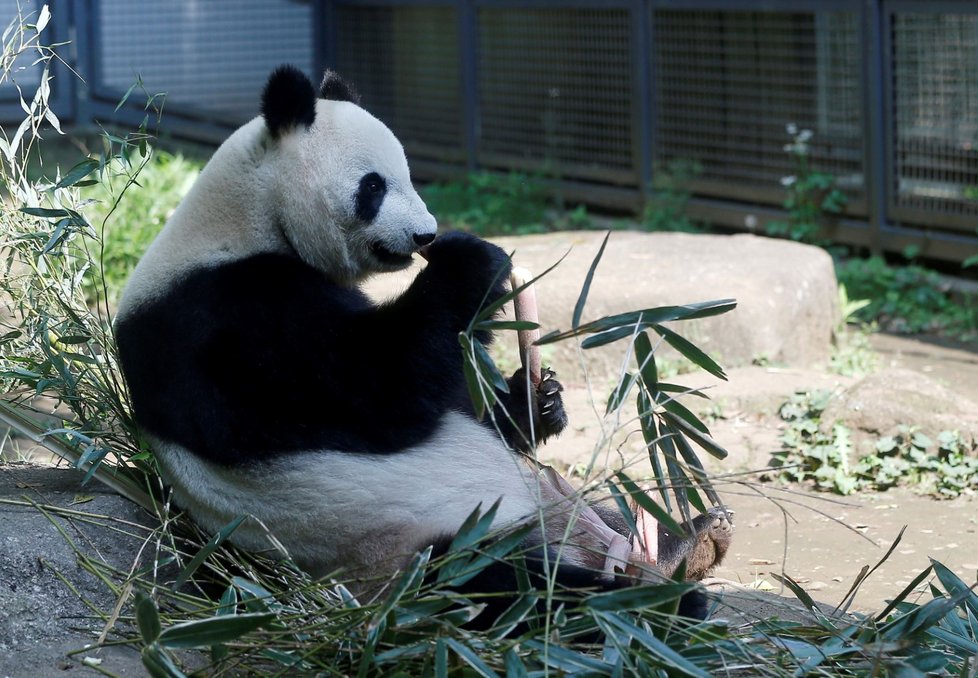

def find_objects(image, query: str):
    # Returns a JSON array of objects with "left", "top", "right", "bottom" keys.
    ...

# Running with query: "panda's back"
[{"left": 115, "top": 252, "right": 464, "bottom": 466}]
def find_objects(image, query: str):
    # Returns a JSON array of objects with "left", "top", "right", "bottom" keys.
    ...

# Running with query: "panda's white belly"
[{"left": 153, "top": 411, "right": 541, "bottom": 580}]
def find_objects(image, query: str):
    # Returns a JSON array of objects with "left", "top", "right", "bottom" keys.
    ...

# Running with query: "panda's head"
[{"left": 260, "top": 66, "right": 437, "bottom": 284}]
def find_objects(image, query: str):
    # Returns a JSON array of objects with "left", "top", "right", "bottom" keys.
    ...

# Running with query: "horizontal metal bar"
[{"left": 652, "top": 0, "right": 859, "bottom": 12}]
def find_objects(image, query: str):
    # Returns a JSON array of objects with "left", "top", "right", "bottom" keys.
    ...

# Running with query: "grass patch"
[
  {"left": 81, "top": 148, "right": 201, "bottom": 304},
  {"left": 421, "top": 171, "right": 591, "bottom": 236},
  {"left": 768, "top": 391, "right": 978, "bottom": 498},
  {"left": 835, "top": 256, "right": 978, "bottom": 341}
]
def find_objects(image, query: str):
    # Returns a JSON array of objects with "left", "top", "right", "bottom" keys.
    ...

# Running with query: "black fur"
[
  {"left": 354, "top": 172, "right": 387, "bottom": 222},
  {"left": 429, "top": 535, "right": 709, "bottom": 631},
  {"left": 116, "top": 232, "right": 537, "bottom": 466},
  {"left": 319, "top": 69, "right": 360, "bottom": 104},
  {"left": 261, "top": 65, "right": 316, "bottom": 138}
]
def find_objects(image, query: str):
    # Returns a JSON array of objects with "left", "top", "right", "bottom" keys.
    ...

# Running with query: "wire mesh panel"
[
  {"left": 334, "top": 4, "right": 463, "bottom": 164},
  {"left": 477, "top": 7, "right": 636, "bottom": 186},
  {"left": 95, "top": 0, "right": 314, "bottom": 123},
  {"left": 653, "top": 9, "right": 864, "bottom": 211},
  {"left": 890, "top": 11, "right": 978, "bottom": 229},
  {"left": 0, "top": 1, "right": 43, "bottom": 101}
]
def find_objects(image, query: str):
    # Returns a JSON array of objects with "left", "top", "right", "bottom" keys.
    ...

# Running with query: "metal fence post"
[
  {"left": 458, "top": 0, "right": 478, "bottom": 172},
  {"left": 861, "top": 0, "right": 887, "bottom": 255},
  {"left": 636, "top": 0, "right": 653, "bottom": 203}
]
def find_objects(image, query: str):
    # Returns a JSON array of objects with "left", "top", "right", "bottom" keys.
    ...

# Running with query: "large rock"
[
  {"left": 821, "top": 367, "right": 978, "bottom": 440},
  {"left": 366, "top": 231, "right": 840, "bottom": 381}
]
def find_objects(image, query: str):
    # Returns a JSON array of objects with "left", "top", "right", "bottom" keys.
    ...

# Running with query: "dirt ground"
[{"left": 537, "top": 332, "right": 978, "bottom": 615}]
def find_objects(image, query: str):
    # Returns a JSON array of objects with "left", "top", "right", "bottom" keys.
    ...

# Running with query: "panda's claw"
[{"left": 535, "top": 368, "right": 568, "bottom": 440}]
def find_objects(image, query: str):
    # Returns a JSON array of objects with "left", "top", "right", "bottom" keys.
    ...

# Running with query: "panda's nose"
[{"left": 413, "top": 232, "right": 436, "bottom": 247}]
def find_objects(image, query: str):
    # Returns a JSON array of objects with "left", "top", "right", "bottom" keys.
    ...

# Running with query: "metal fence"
[
  {"left": 3, "top": 0, "right": 978, "bottom": 264},
  {"left": 324, "top": 0, "right": 978, "bottom": 264}
]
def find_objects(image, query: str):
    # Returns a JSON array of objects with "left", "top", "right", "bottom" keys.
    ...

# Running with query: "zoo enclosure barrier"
[{"left": 2, "top": 0, "right": 977, "bottom": 264}]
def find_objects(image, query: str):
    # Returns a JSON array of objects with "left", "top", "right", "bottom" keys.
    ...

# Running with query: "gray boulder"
[
  {"left": 821, "top": 367, "right": 978, "bottom": 440},
  {"left": 366, "top": 231, "right": 840, "bottom": 379}
]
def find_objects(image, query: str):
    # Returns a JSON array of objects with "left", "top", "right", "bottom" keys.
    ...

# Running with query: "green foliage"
[
  {"left": 836, "top": 256, "right": 978, "bottom": 340},
  {"left": 829, "top": 284, "right": 878, "bottom": 378},
  {"left": 421, "top": 171, "right": 591, "bottom": 236},
  {"left": 81, "top": 148, "right": 201, "bottom": 304},
  {"left": 0, "top": 11, "right": 149, "bottom": 490},
  {"left": 770, "top": 391, "right": 978, "bottom": 497},
  {"left": 767, "top": 125, "right": 847, "bottom": 244},
  {"left": 642, "top": 158, "right": 703, "bottom": 233}
]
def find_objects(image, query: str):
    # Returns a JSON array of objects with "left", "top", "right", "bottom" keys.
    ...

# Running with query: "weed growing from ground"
[
  {"left": 421, "top": 171, "right": 591, "bottom": 236},
  {"left": 769, "top": 391, "right": 978, "bottom": 498},
  {"left": 767, "top": 124, "right": 847, "bottom": 244},
  {"left": 836, "top": 256, "right": 978, "bottom": 340},
  {"left": 829, "top": 284, "right": 878, "bottom": 377},
  {"left": 642, "top": 158, "right": 704, "bottom": 233}
]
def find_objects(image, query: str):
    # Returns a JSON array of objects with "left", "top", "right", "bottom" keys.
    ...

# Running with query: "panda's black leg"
[{"left": 491, "top": 367, "right": 568, "bottom": 453}]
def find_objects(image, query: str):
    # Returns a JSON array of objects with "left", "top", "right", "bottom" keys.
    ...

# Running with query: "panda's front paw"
[
  {"left": 423, "top": 231, "right": 511, "bottom": 309},
  {"left": 501, "top": 367, "right": 567, "bottom": 451},
  {"left": 536, "top": 368, "right": 568, "bottom": 440}
]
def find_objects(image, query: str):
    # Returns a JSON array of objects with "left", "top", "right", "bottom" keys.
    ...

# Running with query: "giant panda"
[{"left": 114, "top": 65, "right": 730, "bottom": 621}]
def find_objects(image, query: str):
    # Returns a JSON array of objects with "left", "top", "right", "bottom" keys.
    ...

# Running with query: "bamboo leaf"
[
  {"left": 770, "top": 572, "right": 818, "bottom": 613},
  {"left": 606, "top": 371, "right": 639, "bottom": 415},
  {"left": 874, "top": 564, "right": 934, "bottom": 622},
  {"left": 473, "top": 319, "right": 540, "bottom": 332},
  {"left": 473, "top": 337, "right": 508, "bottom": 394},
  {"left": 657, "top": 382, "right": 709, "bottom": 399},
  {"left": 173, "top": 516, "right": 246, "bottom": 589},
  {"left": 662, "top": 412, "right": 729, "bottom": 460},
  {"left": 459, "top": 333, "right": 492, "bottom": 419},
  {"left": 573, "top": 230, "right": 610, "bottom": 329},
  {"left": 634, "top": 331, "right": 658, "bottom": 391},
  {"left": 614, "top": 471, "right": 683, "bottom": 535},
  {"left": 19, "top": 206, "right": 78, "bottom": 219},
  {"left": 474, "top": 249, "right": 568, "bottom": 325},
  {"left": 667, "top": 423, "right": 721, "bottom": 507},
  {"left": 56, "top": 158, "right": 99, "bottom": 188},
  {"left": 931, "top": 559, "right": 978, "bottom": 619},
  {"left": 606, "top": 481, "right": 641, "bottom": 546},
  {"left": 593, "top": 611, "right": 710, "bottom": 677},
  {"left": 134, "top": 590, "right": 161, "bottom": 643},
  {"left": 657, "top": 393, "right": 708, "bottom": 434},
  {"left": 444, "top": 637, "right": 499, "bottom": 678},
  {"left": 158, "top": 612, "right": 274, "bottom": 649},
  {"left": 581, "top": 325, "right": 640, "bottom": 350},
  {"left": 659, "top": 440, "right": 693, "bottom": 525},
  {"left": 141, "top": 644, "right": 187, "bottom": 678},
  {"left": 653, "top": 323, "right": 727, "bottom": 380},
  {"left": 538, "top": 299, "right": 737, "bottom": 346},
  {"left": 637, "top": 391, "right": 670, "bottom": 510}
]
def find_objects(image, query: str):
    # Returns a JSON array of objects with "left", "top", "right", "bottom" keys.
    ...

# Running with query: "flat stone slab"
[{"left": 0, "top": 465, "right": 150, "bottom": 676}]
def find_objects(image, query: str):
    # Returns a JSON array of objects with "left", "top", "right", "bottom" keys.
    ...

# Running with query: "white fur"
[
  {"left": 115, "top": 92, "right": 603, "bottom": 585},
  {"left": 155, "top": 411, "right": 542, "bottom": 583},
  {"left": 117, "top": 99, "right": 436, "bottom": 320}
]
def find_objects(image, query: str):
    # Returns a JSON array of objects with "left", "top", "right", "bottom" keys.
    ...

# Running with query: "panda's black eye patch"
[{"left": 355, "top": 172, "right": 387, "bottom": 222}]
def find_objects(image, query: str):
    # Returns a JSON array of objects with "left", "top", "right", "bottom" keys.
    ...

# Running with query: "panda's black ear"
[
  {"left": 262, "top": 65, "right": 316, "bottom": 138},
  {"left": 319, "top": 70, "right": 361, "bottom": 105}
]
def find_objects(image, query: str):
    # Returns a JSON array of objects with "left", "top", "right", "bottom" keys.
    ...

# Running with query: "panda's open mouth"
[{"left": 370, "top": 241, "right": 414, "bottom": 267}]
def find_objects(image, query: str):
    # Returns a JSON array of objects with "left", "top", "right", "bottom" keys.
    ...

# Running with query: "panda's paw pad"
[
  {"left": 537, "top": 368, "right": 568, "bottom": 437},
  {"left": 707, "top": 507, "right": 734, "bottom": 534},
  {"left": 703, "top": 506, "right": 734, "bottom": 558}
]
